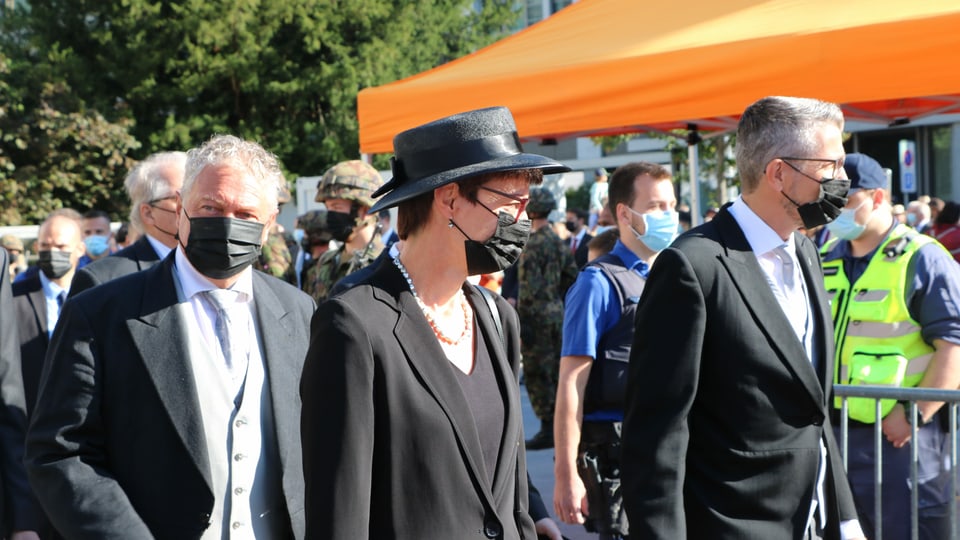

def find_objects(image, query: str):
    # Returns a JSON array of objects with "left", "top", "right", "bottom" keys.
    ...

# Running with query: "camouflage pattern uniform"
[
  {"left": 518, "top": 188, "right": 579, "bottom": 423},
  {"left": 303, "top": 236, "right": 383, "bottom": 303},
  {"left": 258, "top": 229, "right": 296, "bottom": 285},
  {"left": 303, "top": 160, "right": 384, "bottom": 303}
]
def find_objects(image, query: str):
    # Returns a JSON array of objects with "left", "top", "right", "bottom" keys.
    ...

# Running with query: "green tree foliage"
[
  {"left": 0, "top": 52, "right": 140, "bottom": 225},
  {"left": 3, "top": 0, "right": 519, "bottom": 207}
]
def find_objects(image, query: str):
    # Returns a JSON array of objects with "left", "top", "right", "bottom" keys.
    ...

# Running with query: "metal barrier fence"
[{"left": 833, "top": 384, "right": 960, "bottom": 540}]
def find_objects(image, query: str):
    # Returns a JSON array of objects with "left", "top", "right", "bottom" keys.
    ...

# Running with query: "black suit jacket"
[
  {"left": 0, "top": 251, "right": 39, "bottom": 534},
  {"left": 622, "top": 206, "right": 857, "bottom": 539},
  {"left": 567, "top": 231, "right": 593, "bottom": 268},
  {"left": 69, "top": 236, "right": 161, "bottom": 297},
  {"left": 11, "top": 275, "right": 49, "bottom": 417},
  {"left": 301, "top": 257, "right": 535, "bottom": 539},
  {"left": 26, "top": 253, "right": 313, "bottom": 539}
]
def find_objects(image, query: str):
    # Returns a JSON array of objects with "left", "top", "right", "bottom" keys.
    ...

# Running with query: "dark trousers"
[
  {"left": 578, "top": 421, "right": 628, "bottom": 539},
  {"left": 835, "top": 420, "right": 953, "bottom": 540}
]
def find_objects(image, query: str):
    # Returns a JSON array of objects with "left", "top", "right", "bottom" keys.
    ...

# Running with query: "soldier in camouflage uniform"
[
  {"left": 303, "top": 160, "right": 384, "bottom": 303},
  {"left": 258, "top": 182, "right": 297, "bottom": 285},
  {"left": 519, "top": 187, "right": 579, "bottom": 450}
]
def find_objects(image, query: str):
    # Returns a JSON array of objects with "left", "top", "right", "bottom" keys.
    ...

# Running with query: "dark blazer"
[
  {"left": 11, "top": 275, "right": 49, "bottom": 416},
  {"left": 301, "top": 257, "right": 535, "bottom": 539},
  {"left": 26, "top": 253, "right": 313, "bottom": 539},
  {"left": 567, "top": 231, "right": 593, "bottom": 268},
  {"left": 69, "top": 236, "right": 161, "bottom": 297},
  {"left": 0, "top": 251, "right": 39, "bottom": 534},
  {"left": 621, "top": 206, "right": 857, "bottom": 539}
]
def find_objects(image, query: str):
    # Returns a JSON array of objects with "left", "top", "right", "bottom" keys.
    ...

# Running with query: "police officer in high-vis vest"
[{"left": 821, "top": 153, "right": 960, "bottom": 540}]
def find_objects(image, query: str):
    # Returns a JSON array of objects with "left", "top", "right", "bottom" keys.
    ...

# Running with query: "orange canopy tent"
[{"left": 357, "top": 0, "right": 960, "bottom": 155}]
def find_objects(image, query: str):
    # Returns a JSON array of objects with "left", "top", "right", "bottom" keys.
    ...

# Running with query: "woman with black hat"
[{"left": 301, "top": 107, "right": 569, "bottom": 539}]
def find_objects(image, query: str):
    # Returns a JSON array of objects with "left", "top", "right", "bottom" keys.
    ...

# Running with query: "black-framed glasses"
[
  {"left": 779, "top": 156, "right": 844, "bottom": 183},
  {"left": 478, "top": 185, "right": 530, "bottom": 222},
  {"left": 148, "top": 195, "right": 178, "bottom": 213}
]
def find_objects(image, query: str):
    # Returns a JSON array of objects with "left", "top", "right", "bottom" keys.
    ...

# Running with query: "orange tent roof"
[{"left": 358, "top": 0, "right": 960, "bottom": 154}]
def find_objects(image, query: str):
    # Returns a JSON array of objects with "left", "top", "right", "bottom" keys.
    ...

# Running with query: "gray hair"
[
  {"left": 125, "top": 151, "right": 187, "bottom": 230},
  {"left": 735, "top": 96, "right": 844, "bottom": 193},
  {"left": 182, "top": 135, "right": 285, "bottom": 210}
]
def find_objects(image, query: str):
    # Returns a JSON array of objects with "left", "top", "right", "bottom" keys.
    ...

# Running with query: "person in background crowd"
[
  {"left": 295, "top": 209, "right": 333, "bottom": 289},
  {"left": 379, "top": 209, "right": 400, "bottom": 249},
  {"left": 586, "top": 228, "right": 619, "bottom": 263},
  {"left": 892, "top": 203, "right": 907, "bottom": 225},
  {"left": 555, "top": 161, "right": 678, "bottom": 540},
  {"left": 519, "top": 188, "right": 578, "bottom": 451},
  {"left": 821, "top": 153, "right": 960, "bottom": 539},
  {"left": 302, "top": 160, "right": 384, "bottom": 303},
  {"left": 77, "top": 210, "right": 113, "bottom": 267},
  {"left": 70, "top": 151, "right": 186, "bottom": 297},
  {"left": 1, "top": 238, "right": 43, "bottom": 540},
  {"left": 929, "top": 197, "right": 944, "bottom": 225},
  {"left": 301, "top": 106, "right": 569, "bottom": 539},
  {"left": 2, "top": 235, "right": 27, "bottom": 282},
  {"left": 622, "top": 96, "right": 862, "bottom": 539},
  {"left": 258, "top": 184, "right": 296, "bottom": 285},
  {"left": 565, "top": 208, "right": 592, "bottom": 268},
  {"left": 703, "top": 207, "right": 719, "bottom": 221},
  {"left": 589, "top": 168, "right": 609, "bottom": 230},
  {"left": 114, "top": 222, "right": 140, "bottom": 249},
  {"left": 907, "top": 199, "right": 932, "bottom": 234},
  {"left": 26, "top": 135, "right": 313, "bottom": 539},
  {"left": 931, "top": 200, "right": 960, "bottom": 263}
]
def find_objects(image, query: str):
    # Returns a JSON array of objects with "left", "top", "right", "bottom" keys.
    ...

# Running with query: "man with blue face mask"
[
  {"left": 554, "top": 161, "right": 676, "bottom": 539},
  {"left": 77, "top": 210, "right": 114, "bottom": 268},
  {"left": 821, "top": 152, "right": 960, "bottom": 540}
]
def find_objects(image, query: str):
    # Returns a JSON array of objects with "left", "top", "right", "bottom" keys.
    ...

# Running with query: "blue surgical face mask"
[
  {"left": 594, "top": 225, "right": 614, "bottom": 235},
  {"left": 906, "top": 213, "right": 917, "bottom": 226},
  {"left": 628, "top": 208, "right": 679, "bottom": 252},
  {"left": 293, "top": 228, "right": 305, "bottom": 244},
  {"left": 83, "top": 234, "right": 111, "bottom": 257},
  {"left": 826, "top": 198, "right": 873, "bottom": 241}
]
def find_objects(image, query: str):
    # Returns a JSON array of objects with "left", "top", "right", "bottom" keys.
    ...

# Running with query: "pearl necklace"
[{"left": 393, "top": 255, "right": 471, "bottom": 345}]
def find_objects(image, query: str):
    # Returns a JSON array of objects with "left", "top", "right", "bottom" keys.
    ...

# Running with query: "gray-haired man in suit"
[{"left": 27, "top": 135, "right": 314, "bottom": 539}]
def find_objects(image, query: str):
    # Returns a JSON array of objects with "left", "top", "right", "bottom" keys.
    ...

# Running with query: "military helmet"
[
  {"left": 1, "top": 234, "right": 23, "bottom": 252},
  {"left": 298, "top": 209, "right": 328, "bottom": 233},
  {"left": 526, "top": 187, "right": 556, "bottom": 216},
  {"left": 314, "top": 160, "right": 383, "bottom": 208}
]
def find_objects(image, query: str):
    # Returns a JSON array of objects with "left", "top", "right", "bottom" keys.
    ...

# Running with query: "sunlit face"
[
  {"left": 176, "top": 164, "right": 277, "bottom": 248},
  {"left": 456, "top": 174, "right": 531, "bottom": 241},
  {"left": 38, "top": 216, "right": 85, "bottom": 269},
  {"left": 777, "top": 123, "right": 847, "bottom": 225},
  {"left": 619, "top": 175, "right": 677, "bottom": 236}
]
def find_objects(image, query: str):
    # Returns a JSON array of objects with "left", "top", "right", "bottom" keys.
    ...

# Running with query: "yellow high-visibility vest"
[{"left": 821, "top": 224, "right": 941, "bottom": 423}]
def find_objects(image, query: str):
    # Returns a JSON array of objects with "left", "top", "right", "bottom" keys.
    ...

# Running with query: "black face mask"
[
  {"left": 181, "top": 213, "right": 265, "bottom": 279},
  {"left": 564, "top": 220, "right": 578, "bottom": 233},
  {"left": 782, "top": 177, "right": 851, "bottom": 229},
  {"left": 451, "top": 211, "right": 531, "bottom": 276},
  {"left": 37, "top": 250, "right": 73, "bottom": 279},
  {"left": 326, "top": 210, "right": 357, "bottom": 243}
]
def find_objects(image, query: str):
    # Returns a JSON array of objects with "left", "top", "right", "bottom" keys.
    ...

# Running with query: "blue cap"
[
  {"left": 595, "top": 167, "right": 607, "bottom": 177},
  {"left": 843, "top": 153, "right": 887, "bottom": 192}
]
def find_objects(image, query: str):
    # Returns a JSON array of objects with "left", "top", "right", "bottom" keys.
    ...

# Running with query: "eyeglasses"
[
  {"left": 477, "top": 185, "right": 530, "bottom": 222},
  {"left": 148, "top": 195, "right": 178, "bottom": 214},
  {"left": 779, "top": 156, "right": 844, "bottom": 183}
]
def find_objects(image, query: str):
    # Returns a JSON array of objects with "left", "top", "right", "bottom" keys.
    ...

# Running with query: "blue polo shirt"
[{"left": 562, "top": 239, "right": 649, "bottom": 422}]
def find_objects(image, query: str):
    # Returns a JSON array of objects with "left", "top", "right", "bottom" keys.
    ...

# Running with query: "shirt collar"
[
  {"left": 39, "top": 270, "right": 67, "bottom": 299},
  {"left": 174, "top": 246, "right": 253, "bottom": 302},
  {"left": 611, "top": 239, "right": 650, "bottom": 278},
  {"left": 728, "top": 196, "right": 797, "bottom": 257},
  {"left": 145, "top": 234, "right": 174, "bottom": 260}
]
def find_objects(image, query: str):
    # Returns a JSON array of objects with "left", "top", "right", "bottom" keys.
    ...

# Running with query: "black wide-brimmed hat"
[{"left": 368, "top": 106, "right": 570, "bottom": 213}]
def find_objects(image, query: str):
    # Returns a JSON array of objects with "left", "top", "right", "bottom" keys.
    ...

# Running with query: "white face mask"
[{"left": 826, "top": 197, "right": 873, "bottom": 240}]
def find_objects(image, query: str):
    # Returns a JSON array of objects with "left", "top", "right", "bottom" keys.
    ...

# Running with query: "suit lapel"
[
  {"left": 133, "top": 237, "right": 160, "bottom": 270},
  {"left": 251, "top": 272, "right": 301, "bottom": 465},
  {"left": 25, "top": 278, "right": 49, "bottom": 340},
  {"left": 374, "top": 266, "right": 500, "bottom": 512},
  {"left": 466, "top": 284, "right": 521, "bottom": 505},
  {"left": 714, "top": 211, "right": 825, "bottom": 407},
  {"left": 796, "top": 234, "right": 835, "bottom": 398},
  {"left": 125, "top": 255, "right": 211, "bottom": 490}
]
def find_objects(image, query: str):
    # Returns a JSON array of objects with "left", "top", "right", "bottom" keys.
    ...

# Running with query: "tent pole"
[{"left": 687, "top": 124, "right": 702, "bottom": 227}]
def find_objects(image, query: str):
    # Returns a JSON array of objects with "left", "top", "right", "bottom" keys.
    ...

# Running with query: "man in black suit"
[
  {"left": 26, "top": 135, "right": 313, "bottom": 539},
  {"left": 0, "top": 249, "right": 42, "bottom": 539},
  {"left": 70, "top": 151, "right": 186, "bottom": 296},
  {"left": 622, "top": 96, "right": 864, "bottom": 539},
  {"left": 564, "top": 208, "right": 592, "bottom": 268},
  {"left": 12, "top": 211, "right": 86, "bottom": 416}
]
